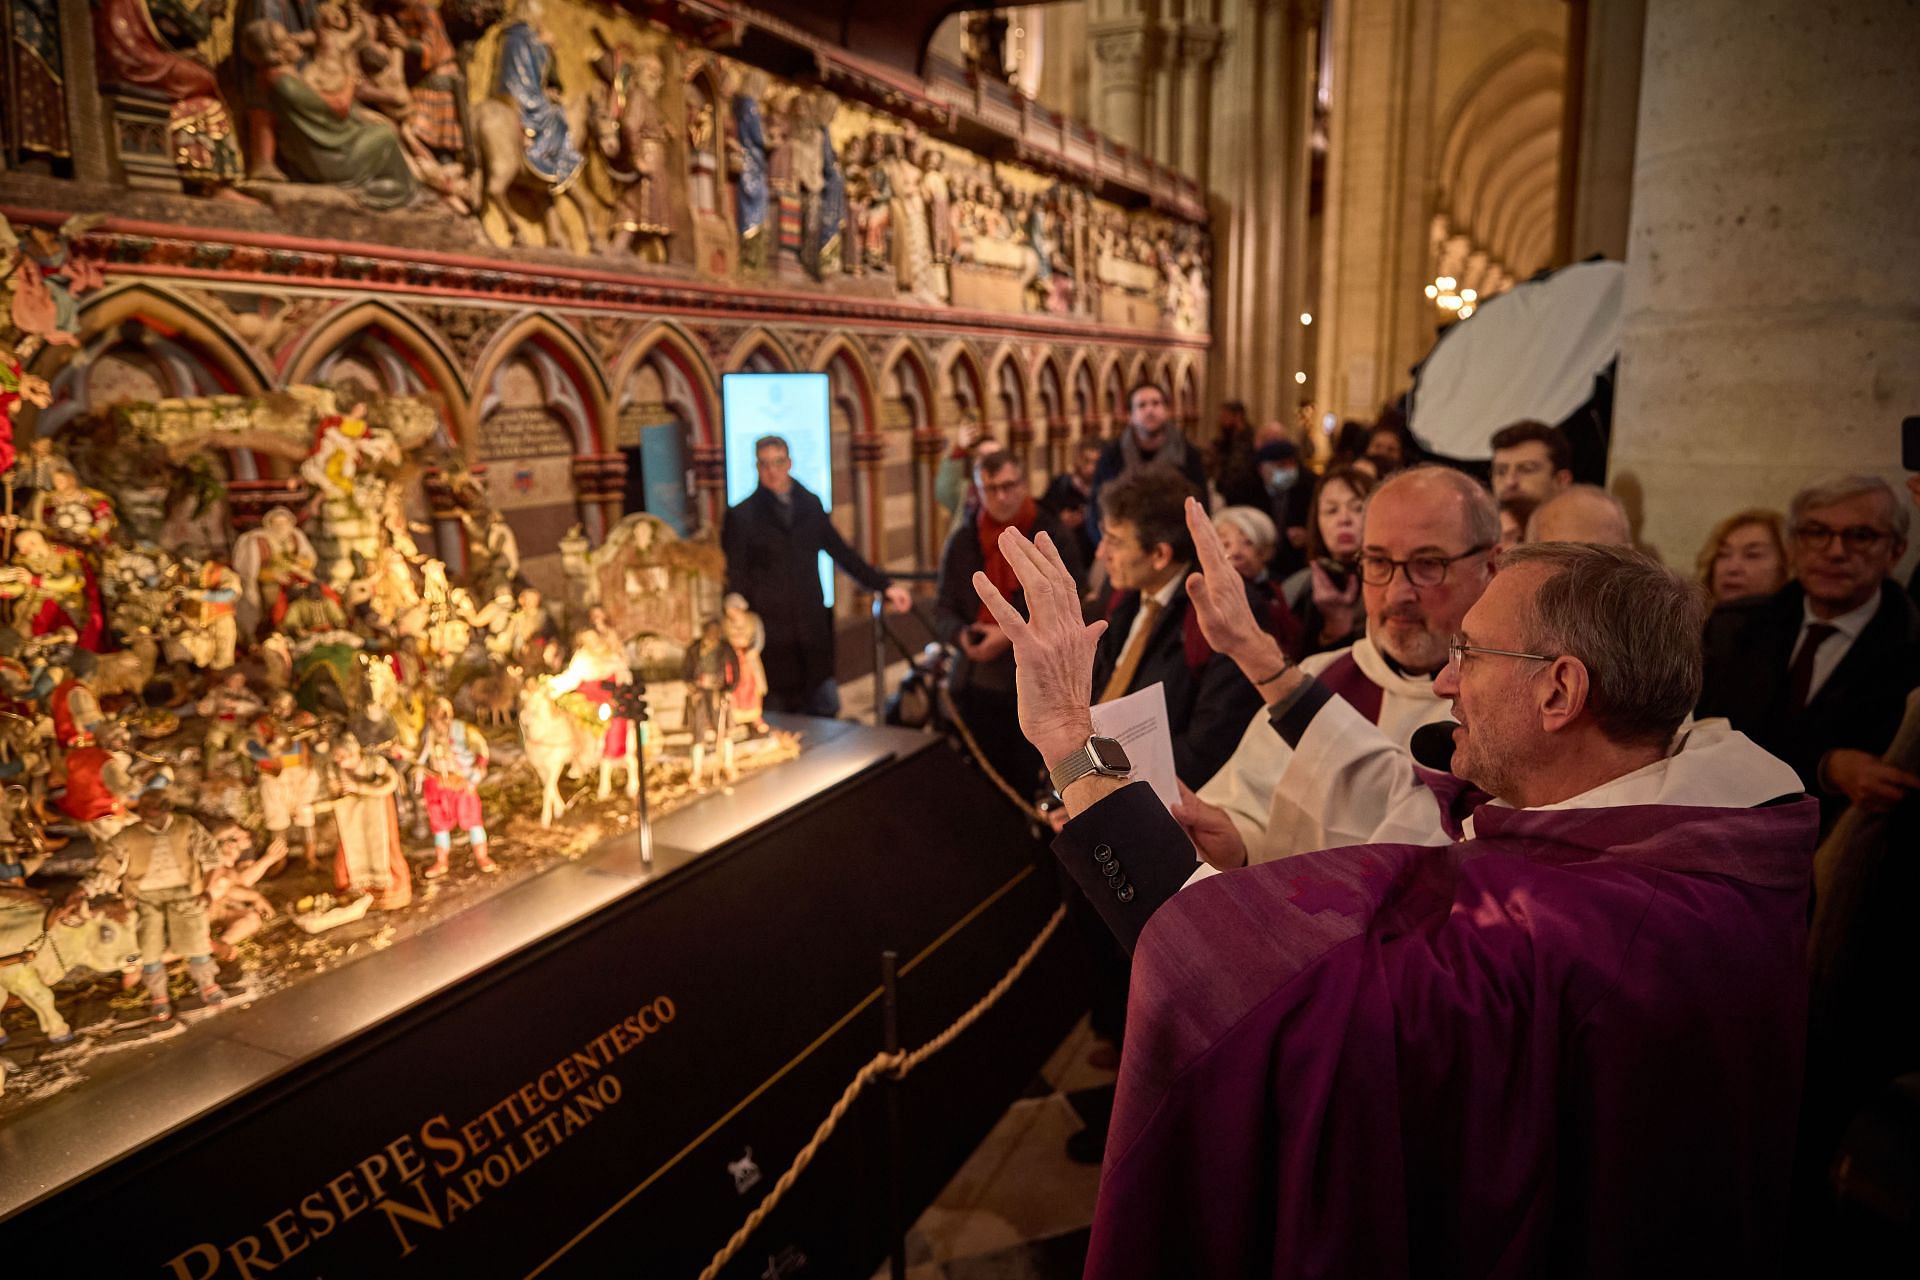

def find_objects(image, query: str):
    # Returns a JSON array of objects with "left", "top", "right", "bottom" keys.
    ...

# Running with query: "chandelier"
[{"left": 1424, "top": 276, "right": 1477, "bottom": 320}]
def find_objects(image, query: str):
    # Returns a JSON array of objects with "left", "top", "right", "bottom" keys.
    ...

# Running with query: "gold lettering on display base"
[{"left": 164, "top": 998, "right": 677, "bottom": 1277}]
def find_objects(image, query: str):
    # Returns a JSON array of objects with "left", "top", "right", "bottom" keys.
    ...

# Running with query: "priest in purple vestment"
[{"left": 972, "top": 511, "right": 1816, "bottom": 1278}]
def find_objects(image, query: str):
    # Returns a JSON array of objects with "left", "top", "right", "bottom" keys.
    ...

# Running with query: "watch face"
[{"left": 1088, "top": 736, "right": 1131, "bottom": 773}]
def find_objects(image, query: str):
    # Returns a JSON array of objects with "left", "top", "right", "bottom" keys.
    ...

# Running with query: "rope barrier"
[
  {"left": 695, "top": 679, "right": 1064, "bottom": 1280},
  {"left": 937, "top": 685, "right": 1049, "bottom": 824},
  {"left": 694, "top": 902, "right": 1067, "bottom": 1280}
]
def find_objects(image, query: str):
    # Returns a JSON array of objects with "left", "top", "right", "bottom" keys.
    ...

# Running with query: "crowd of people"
[{"left": 896, "top": 380, "right": 1920, "bottom": 1272}]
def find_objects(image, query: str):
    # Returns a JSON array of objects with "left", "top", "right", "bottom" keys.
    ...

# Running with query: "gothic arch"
[
  {"left": 1174, "top": 356, "right": 1200, "bottom": 435},
  {"left": 1099, "top": 351, "right": 1127, "bottom": 436},
  {"left": 811, "top": 333, "right": 878, "bottom": 433},
  {"left": 723, "top": 326, "right": 800, "bottom": 373},
  {"left": 613, "top": 320, "right": 721, "bottom": 444},
  {"left": 33, "top": 283, "right": 274, "bottom": 470},
  {"left": 1034, "top": 351, "right": 1064, "bottom": 416},
  {"left": 986, "top": 343, "right": 1030, "bottom": 435},
  {"left": 47, "top": 280, "right": 272, "bottom": 394},
  {"left": 1151, "top": 354, "right": 1176, "bottom": 400},
  {"left": 282, "top": 298, "right": 471, "bottom": 437},
  {"left": 1125, "top": 350, "right": 1150, "bottom": 395},
  {"left": 939, "top": 340, "right": 987, "bottom": 429},
  {"left": 472, "top": 313, "right": 613, "bottom": 454},
  {"left": 1065, "top": 349, "right": 1096, "bottom": 434},
  {"left": 879, "top": 335, "right": 936, "bottom": 429}
]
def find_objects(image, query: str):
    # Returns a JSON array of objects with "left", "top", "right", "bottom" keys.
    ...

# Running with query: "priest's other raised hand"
[{"left": 1182, "top": 496, "right": 1305, "bottom": 707}]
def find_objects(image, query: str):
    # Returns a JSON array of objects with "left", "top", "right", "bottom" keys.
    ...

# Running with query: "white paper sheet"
[{"left": 1088, "top": 682, "right": 1181, "bottom": 811}]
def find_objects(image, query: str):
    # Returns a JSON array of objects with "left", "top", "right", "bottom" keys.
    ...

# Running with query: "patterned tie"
[
  {"left": 1098, "top": 597, "right": 1164, "bottom": 704},
  {"left": 1787, "top": 622, "right": 1839, "bottom": 709}
]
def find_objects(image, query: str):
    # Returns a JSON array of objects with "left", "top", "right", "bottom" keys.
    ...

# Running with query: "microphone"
[{"left": 1410, "top": 721, "right": 1460, "bottom": 772}]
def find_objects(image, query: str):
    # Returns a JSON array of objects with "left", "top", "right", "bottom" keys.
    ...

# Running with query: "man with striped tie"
[{"left": 1089, "top": 464, "right": 1265, "bottom": 791}]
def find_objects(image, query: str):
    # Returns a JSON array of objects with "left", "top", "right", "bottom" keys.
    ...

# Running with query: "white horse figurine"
[{"left": 520, "top": 649, "right": 640, "bottom": 827}]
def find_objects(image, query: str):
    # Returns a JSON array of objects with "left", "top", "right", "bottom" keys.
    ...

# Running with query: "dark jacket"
[
  {"left": 1210, "top": 426, "right": 1266, "bottom": 509},
  {"left": 1039, "top": 472, "right": 1096, "bottom": 573},
  {"left": 934, "top": 504, "right": 1084, "bottom": 693},
  {"left": 1697, "top": 579, "right": 1920, "bottom": 825},
  {"left": 1087, "top": 435, "right": 1210, "bottom": 545},
  {"left": 1089, "top": 575, "right": 1264, "bottom": 788},
  {"left": 721, "top": 481, "right": 891, "bottom": 696}
]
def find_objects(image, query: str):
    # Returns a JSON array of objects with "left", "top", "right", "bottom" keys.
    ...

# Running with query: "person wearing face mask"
[
  {"left": 1696, "top": 509, "right": 1789, "bottom": 603},
  {"left": 1193, "top": 465, "right": 1500, "bottom": 865},
  {"left": 1279, "top": 464, "right": 1372, "bottom": 657}
]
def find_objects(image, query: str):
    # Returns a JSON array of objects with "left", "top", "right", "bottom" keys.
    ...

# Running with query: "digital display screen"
[{"left": 722, "top": 372, "right": 836, "bottom": 606}]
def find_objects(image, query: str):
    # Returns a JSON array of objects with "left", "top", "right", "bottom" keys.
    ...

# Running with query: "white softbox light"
[{"left": 1408, "top": 260, "right": 1625, "bottom": 462}]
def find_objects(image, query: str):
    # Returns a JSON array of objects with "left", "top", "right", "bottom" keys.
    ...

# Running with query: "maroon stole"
[{"left": 1316, "top": 651, "right": 1384, "bottom": 724}]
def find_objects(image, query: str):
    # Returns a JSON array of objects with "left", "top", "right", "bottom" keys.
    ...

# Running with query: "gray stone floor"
[{"left": 872, "top": 1017, "right": 1113, "bottom": 1280}]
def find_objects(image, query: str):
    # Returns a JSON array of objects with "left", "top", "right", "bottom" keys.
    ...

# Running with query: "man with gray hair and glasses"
[
  {"left": 970, "top": 517, "right": 1815, "bottom": 1276},
  {"left": 1699, "top": 473, "right": 1920, "bottom": 827}
]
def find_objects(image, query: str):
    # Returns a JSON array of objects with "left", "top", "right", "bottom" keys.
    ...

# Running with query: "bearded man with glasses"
[
  {"left": 1188, "top": 465, "right": 1500, "bottom": 866},
  {"left": 1698, "top": 474, "right": 1920, "bottom": 827}
]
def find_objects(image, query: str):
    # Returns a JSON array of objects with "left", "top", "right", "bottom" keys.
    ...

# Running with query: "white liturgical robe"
[{"left": 1198, "top": 636, "right": 1454, "bottom": 864}]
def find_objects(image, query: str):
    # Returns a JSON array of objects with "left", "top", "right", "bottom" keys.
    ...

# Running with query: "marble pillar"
[
  {"left": 1208, "top": 0, "right": 1319, "bottom": 427},
  {"left": 1316, "top": 0, "right": 1440, "bottom": 424},
  {"left": 912, "top": 426, "right": 946, "bottom": 569},
  {"left": 1609, "top": 0, "right": 1920, "bottom": 572},
  {"left": 1561, "top": 0, "right": 1646, "bottom": 263},
  {"left": 1174, "top": 22, "right": 1223, "bottom": 187},
  {"left": 1090, "top": 15, "right": 1152, "bottom": 151}
]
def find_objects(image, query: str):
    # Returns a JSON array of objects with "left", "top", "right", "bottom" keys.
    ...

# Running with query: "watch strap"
[{"left": 1048, "top": 737, "right": 1127, "bottom": 795}]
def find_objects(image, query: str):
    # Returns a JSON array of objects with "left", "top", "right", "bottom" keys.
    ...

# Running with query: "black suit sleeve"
[
  {"left": 817, "top": 503, "right": 892, "bottom": 593},
  {"left": 932, "top": 527, "right": 976, "bottom": 645},
  {"left": 1052, "top": 781, "right": 1198, "bottom": 953},
  {"left": 1171, "top": 649, "right": 1262, "bottom": 789}
]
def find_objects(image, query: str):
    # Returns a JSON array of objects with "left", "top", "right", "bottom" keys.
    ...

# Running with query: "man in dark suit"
[
  {"left": 1091, "top": 464, "right": 1263, "bottom": 790},
  {"left": 935, "top": 449, "right": 1084, "bottom": 793},
  {"left": 1698, "top": 474, "right": 1920, "bottom": 827},
  {"left": 722, "top": 434, "right": 911, "bottom": 717}
]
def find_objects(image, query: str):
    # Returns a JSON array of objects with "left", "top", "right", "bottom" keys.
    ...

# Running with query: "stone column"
[
  {"left": 1090, "top": 18, "right": 1153, "bottom": 151},
  {"left": 912, "top": 426, "right": 946, "bottom": 569},
  {"left": 850, "top": 432, "right": 887, "bottom": 564},
  {"left": 1174, "top": 24, "right": 1223, "bottom": 189},
  {"left": 1609, "top": 0, "right": 1920, "bottom": 571},
  {"left": 1207, "top": 0, "right": 1316, "bottom": 426},
  {"left": 1315, "top": 0, "right": 1440, "bottom": 423},
  {"left": 1007, "top": 415, "right": 1034, "bottom": 473},
  {"left": 1033, "top": 1, "right": 1091, "bottom": 120},
  {"left": 1561, "top": 0, "right": 1647, "bottom": 263},
  {"left": 691, "top": 443, "right": 728, "bottom": 536},
  {"left": 54, "top": 0, "right": 109, "bottom": 182}
]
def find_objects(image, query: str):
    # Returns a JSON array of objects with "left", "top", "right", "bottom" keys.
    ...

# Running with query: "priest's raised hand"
[
  {"left": 971, "top": 527, "right": 1108, "bottom": 782},
  {"left": 1183, "top": 496, "right": 1303, "bottom": 707}
]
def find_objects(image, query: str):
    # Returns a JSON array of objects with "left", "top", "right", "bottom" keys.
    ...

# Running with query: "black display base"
[{"left": 0, "top": 721, "right": 1084, "bottom": 1279}]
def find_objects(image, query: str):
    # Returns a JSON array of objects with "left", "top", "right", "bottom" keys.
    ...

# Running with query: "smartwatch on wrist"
[{"left": 1048, "top": 734, "right": 1132, "bottom": 795}]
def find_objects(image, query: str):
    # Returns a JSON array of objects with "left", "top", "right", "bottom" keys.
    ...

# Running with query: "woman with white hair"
[{"left": 1211, "top": 505, "right": 1303, "bottom": 659}]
